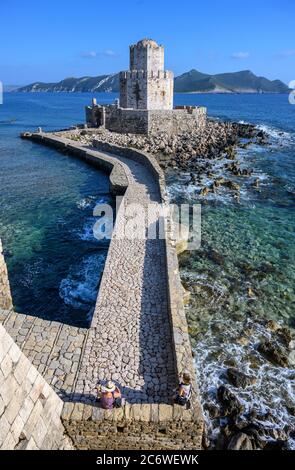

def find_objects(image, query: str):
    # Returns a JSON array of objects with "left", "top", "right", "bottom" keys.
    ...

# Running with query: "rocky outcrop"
[
  {"left": 257, "top": 340, "right": 289, "bottom": 367},
  {"left": 59, "top": 121, "right": 266, "bottom": 173},
  {"left": 227, "top": 368, "right": 257, "bottom": 389}
]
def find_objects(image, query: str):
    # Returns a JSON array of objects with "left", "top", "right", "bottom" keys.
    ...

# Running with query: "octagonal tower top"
[{"left": 130, "top": 38, "right": 164, "bottom": 72}]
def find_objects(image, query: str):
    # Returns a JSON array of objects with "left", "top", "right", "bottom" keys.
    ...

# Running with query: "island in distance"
[{"left": 16, "top": 69, "right": 289, "bottom": 94}]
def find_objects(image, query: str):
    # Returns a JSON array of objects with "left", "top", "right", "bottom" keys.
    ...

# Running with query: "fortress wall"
[
  {"left": 92, "top": 106, "right": 207, "bottom": 135},
  {"left": 0, "top": 323, "right": 73, "bottom": 450},
  {"left": 105, "top": 107, "right": 149, "bottom": 134},
  {"left": 61, "top": 402, "right": 203, "bottom": 450},
  {"left": 147, "top": 108, "right": 207, "bottom": 134},
  {"left": 0, "top": 240, "right": 13, "bottom": 310}
]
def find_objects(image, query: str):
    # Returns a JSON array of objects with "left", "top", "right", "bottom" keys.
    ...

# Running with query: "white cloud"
[
  {"left": 80, "top": 49, "right": 118, "bottom": 59},
  {"left": 81, "top": 51, "right": 97, "bottom": 59},
  {"left": 231, "top": 52, "right": 250, "bottom": 60},
  {"left": 279, "top": 49, "right": 295, "bottom": 57},
  {"left": 103, "top": 49, "right": 117, "bottom": 57}
]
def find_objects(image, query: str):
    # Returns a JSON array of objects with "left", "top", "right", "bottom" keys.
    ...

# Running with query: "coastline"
[
  {"left": 1, "top": 92, "right": 294, "bottom": 450},
  {"left": 55, "top": 116, "right": 295, "bottom": 450}
]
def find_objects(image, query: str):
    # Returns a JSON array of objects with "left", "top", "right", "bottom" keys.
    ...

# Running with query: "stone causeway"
[{"left": 0, "top": 131, "right": 204, "bottom": 449}]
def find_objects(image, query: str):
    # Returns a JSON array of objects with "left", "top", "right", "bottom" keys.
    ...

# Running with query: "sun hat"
[
  {"left": 182, "top": 371, "right": 191, "bottom": 384},
  {"left": 103, "top": 381, "right": 116, "bottom": 392}
]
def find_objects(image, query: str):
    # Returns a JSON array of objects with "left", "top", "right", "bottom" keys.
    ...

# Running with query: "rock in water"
[
  {"left": 217, "top": 385, "right": 244, "bottom": 417},
  {"left": 227, "top": 368, "right": 257, "bottom": 388},
  {"left": 227, "top": 432, "right": 253, "bottom": 450},
  {"left": 276, "top": 327, "right": 293, "bottom": 348},
  {"left": 257, "top": 340, "right": 289, "bottom": 367}
]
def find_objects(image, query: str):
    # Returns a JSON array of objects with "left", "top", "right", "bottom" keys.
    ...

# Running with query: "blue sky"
[{"left": 0, "top": 0, "right": 294, "bottom": 85}]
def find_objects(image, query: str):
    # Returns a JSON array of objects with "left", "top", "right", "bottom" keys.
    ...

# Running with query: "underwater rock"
[
  {"left": 227, "top": 368, "right": 257, "bottom": 389},
  {"left": 207, "top": 249, "right": 225, "bottom": 266},
  {"left": 257, "top": 340, "right": 289, "bottom": 367},
  {"left": 212, "top": 177, "right": 226, "bottom": 188}
]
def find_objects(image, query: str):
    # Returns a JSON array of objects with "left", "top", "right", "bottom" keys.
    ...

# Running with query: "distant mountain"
[
  {"left": 3, "top": 85, "right": 22, "bottom": 92},
  {"left": 17, "top": 74, "right": 120, "bottom": 93},
  {"left": 17, "top": 69, "right": 289, "bottom": 94},
  {"left": 174, "top": 69, "right": 289, "bottom": 93}
]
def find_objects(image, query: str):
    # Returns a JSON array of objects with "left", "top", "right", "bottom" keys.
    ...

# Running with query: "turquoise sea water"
[
  {"left": 169, "top": 93, "right": 295, "bottom": 446},
  {"left": 0, "top": 93, "right": 114, "bottom": 326},
  {"left": 0, "top": 92, "right": 294, "bottom": 443}
]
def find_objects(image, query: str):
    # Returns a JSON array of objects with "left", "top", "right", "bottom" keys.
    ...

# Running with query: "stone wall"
[
  {"left": 0, "top": 323, "right": 73, "bottom": 450},
  {"left": 0, "top": 240, "right": 13, "bottom": 310},
  {"left": 130, "top": 41, "right": 164, "bottom": 72},
  {"left": 106, "top": 106, "right": 149, "bottom": 134},
  {"left": 148, "top": 107, "right": 207, "bottom": 135},
  {"left": 62, "top": 402, "right": 203, "bottom": 450},
  {"left": 119, "top": 72, "right": 174, "bottom": 111},
  {"left": 96, "top": 106, "right": 207, "bottom": 136},
  {"left": 120, "top": 39, "right": 173, "bottom": 110}
]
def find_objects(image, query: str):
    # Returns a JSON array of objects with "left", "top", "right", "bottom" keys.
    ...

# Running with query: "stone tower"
[{"left": 120, "top": 39, "right": 174, "bottom": 110}]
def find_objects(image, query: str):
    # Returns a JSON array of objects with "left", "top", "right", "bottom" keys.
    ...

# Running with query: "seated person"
[
  {"left": 174, "top": 371, "right": 192, "bottom": 407},
  {"left": 97, "top": 381, "right": 122, "bottom": 410}
]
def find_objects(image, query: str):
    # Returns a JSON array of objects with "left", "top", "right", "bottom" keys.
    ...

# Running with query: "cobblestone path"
[
  {"left": 75, "top": 152, "right": 176, "bottom": 404},
  {"left": 1, "top": 148, "right": 176, "bottom": 404},
  {"left": 0, "top": 308, "right": 87, "bottom": 399}
]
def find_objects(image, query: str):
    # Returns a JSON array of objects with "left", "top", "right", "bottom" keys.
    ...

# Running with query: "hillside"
[{"left": 17, "top": 69, "right": 289, "bottom": 94}]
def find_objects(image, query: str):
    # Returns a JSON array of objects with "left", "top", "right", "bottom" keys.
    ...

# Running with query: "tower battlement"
[
  {"left": 85, "top": 39, "right": 207, "bottom": 134},
  {"left": 120, "top": 38, "right": 174, "bottom": 110}
]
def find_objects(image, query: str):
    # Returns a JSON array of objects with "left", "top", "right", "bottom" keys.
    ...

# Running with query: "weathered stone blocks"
[
  {"left": 0, "top": 324, "right": 73, "bottom": 450},
  {"left": 0, "top": 240, "right": 13, "bottom": 310}
]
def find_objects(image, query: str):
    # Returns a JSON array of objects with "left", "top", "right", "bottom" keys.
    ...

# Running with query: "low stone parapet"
[
  {"left": 62, "top": 402, "right": 203, "bottom": 450},
  {"left": 0, "top": 240, "right": 12, "bottom": 310}
]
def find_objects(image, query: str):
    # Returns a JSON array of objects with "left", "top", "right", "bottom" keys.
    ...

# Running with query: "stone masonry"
[
  {"left": 0, "top": 323, "right": 73, "bottom": 450},
  {"left": 0, "top": 240, "right": 13, "bottom": 310},
  {"left": 85, "top": 39, "right": 206, "bottom": 135},
  {"left": 0, "top": 308, "right": 87, "bottom": 399},
  {"left": 120, "top": 39, "right": 173, "bottom": 110}
]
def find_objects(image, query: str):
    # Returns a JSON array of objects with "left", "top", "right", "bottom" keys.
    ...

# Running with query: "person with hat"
[
  {"left": 174, "top": 371, "right": 192, "bottom": 407},
  {"left": 97, "top": 380, "right": 122, "bottom": 410}
]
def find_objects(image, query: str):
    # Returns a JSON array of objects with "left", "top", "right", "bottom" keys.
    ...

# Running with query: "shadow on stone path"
[{"left": 74, "top": 150, "right": 177, "bottom": 404}]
